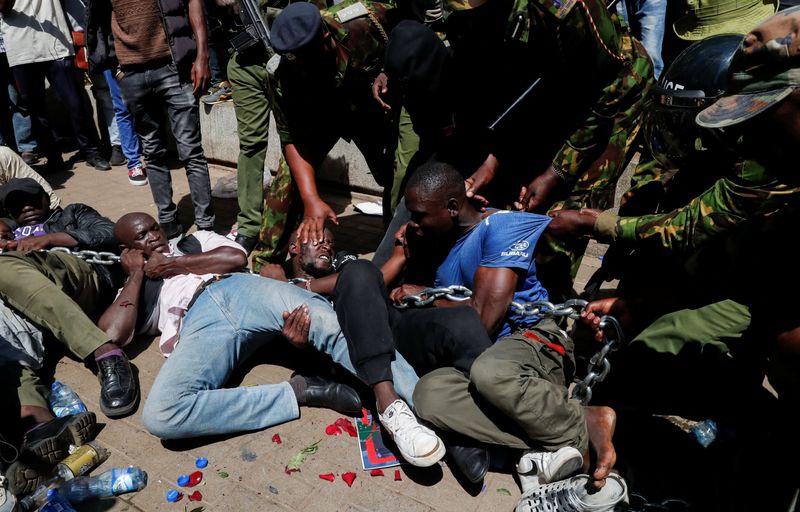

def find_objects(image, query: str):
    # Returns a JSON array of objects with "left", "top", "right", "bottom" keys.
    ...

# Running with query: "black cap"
[
  {"left": 0, "top": 178, "right": 45, "bottom": 204},
  {"left": 271, "top": 2, "right": 323, "bottom": 55}
]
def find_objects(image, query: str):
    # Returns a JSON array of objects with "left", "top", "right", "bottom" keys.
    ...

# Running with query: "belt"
[{"left": 185, "top": 274, "right": 232, "bottom": 311}]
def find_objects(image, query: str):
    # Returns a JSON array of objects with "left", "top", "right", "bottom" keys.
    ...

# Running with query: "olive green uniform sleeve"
[{"left": 593, "top": 160, "right": 800, "bottom": 257}]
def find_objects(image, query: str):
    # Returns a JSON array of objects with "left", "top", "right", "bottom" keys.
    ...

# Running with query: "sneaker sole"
[
  {"left": 128, "top": 178, "right": 148, "bottom": 186},
  {"left": 6, "top": 412, "right": 97, "bottom": 495},
  {"left": 399, "top": 438, "right": 446, "bottom": 468},
  {"left": 548, "top": 449, "right": 584, "bottom": 483},
  {"left": 100, "top": 386, "right": 140, "bottom": 418}
]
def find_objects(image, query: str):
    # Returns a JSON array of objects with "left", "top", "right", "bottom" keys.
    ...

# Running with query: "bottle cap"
[
  {"left": 46, "top": 489, "right": 58, "bottom": 498},
  {"left": 177, "top": 474, "right": 190, "bottom": 486},
  {"left": 166, "top": 489, "right": 182, "bottom": 502},
  {"left": 196, "top": 457, "right": 208, "bottom": 469}
]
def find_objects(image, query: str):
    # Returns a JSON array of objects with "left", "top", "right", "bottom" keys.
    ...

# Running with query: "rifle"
[{"left": 230, "top": 0, "right": 275, "bottom": 58}]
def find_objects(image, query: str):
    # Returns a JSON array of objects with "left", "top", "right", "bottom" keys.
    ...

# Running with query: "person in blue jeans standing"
[
  {"left": 103, "top": 70, "right": 146, "bottom": 186},
  {"left": 0, "top": 39, "right": 38, "bottom": 163},
  {"left": 616, "top": 0, "right": 667, "bottom": 79},
  {"left": 86, "top": 0, "right": 214, "bottom": 239}
]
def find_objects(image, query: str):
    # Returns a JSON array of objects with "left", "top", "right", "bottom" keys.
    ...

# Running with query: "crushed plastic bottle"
[
  {"left": 690, "top": 419, "right": 718, "bottom": 448},
  {"left": 59, "top": 467, "right": 147, "bottom": 504},
  {"left": 38, "top": 489, "right": 76, "bottom": 512},
  {"left": 15, "top": 477, "right": 64, "bottom": 512},
  {"left": 53, "top": 442, "right": 109, "bottom": 481},
  {"left": 49, "top": 382, "right": 88, "bottom": 418}
]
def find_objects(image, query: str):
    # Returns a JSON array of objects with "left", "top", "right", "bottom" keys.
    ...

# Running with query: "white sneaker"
[
  {"left": 378, "top": 400, "right": 445, "bottom": 467},
  {"left": 517, "top": 446, "right": 584, "bottom": 494},
  {"left": 515, "top": 473, "right": 628, "bottom": 512}
]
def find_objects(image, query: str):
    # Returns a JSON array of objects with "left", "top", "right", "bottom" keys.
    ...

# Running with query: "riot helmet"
[{"left": 644, "top": 34, "right": 743, "bottom": 169}]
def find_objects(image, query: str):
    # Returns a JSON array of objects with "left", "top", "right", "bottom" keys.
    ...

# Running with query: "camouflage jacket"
[
  {"left": 503, "top": 0, "right": 653, "bottom": 181},
  {"left": 267, "top": 0, "right": 393, "bottom": 147},
  {"left": 594, "top": 159, "right": 800, "bottom": 258}
]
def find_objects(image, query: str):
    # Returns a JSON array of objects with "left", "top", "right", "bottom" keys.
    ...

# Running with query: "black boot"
[
  {"left": 97, "top": 355, "right": 140, "bottom": 417},
  {"left": 447, "top": 443, "right": 490, "bottom": 484},
  {"left": 301, "top": 376, "right": 363, "bottom": 416}
]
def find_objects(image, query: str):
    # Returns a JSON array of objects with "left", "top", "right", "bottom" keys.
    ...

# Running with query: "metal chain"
[
  {"left": 401, "top": 289, "right": 627, "bottom": 404},
  {"left": 394, "top": 285, "right": 473, "bottom": 309},
  {"left": 47, "top": 247, "right": 121, "bottom": 266}
]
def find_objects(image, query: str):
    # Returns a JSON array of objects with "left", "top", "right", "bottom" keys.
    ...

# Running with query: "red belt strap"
[{"left": 523, "top": 330, "right": 566, "bottom": 356}]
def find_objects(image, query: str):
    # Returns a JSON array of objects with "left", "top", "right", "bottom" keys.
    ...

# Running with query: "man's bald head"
[{"left": 115, "top": 212, "right": 168, "bottom": 256}]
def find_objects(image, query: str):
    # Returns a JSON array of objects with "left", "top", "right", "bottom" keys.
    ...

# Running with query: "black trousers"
[{"left": 332, "top": 260, "right": 492, "bottom": 386}]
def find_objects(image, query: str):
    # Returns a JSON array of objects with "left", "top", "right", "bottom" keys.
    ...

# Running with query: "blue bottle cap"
[
  {"left": 46, "top": 489, "right": 58, "bottom": 498},
  {"left": 177, "top": 474, "right": 190, "bottom": 486},
  {"left": 166, "top": 489, "right": 181, "bottom": 502},
  {"left": 196, "top": 457, "right": 209, "bottom": 469}
]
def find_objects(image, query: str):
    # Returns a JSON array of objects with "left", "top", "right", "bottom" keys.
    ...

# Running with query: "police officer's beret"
[{"left": 271, "top": 2, "right": 323, "bottom": 54}]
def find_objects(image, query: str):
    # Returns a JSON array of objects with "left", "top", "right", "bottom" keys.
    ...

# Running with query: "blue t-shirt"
[{"left": 434, "top": 210, "right": 551, "bottom": 339}]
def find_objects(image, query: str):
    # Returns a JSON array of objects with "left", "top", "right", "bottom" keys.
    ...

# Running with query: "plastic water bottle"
[
  {"left": 53, "top": 442, "right": 110, "bottom": 480},
  {"left": 38, "top": 489, "right": 76, "bottom": 512},
  {"left": 60, "top": 467, "right": 147, "bottom": 503},
  {"left": 15, "top": 477, "right": 64, "bottom": 512},
  {"left": 690, "top": 419, "right": 718, "bottom": 448},
  {"left": 49, "top": 382, "right": 87, "bottom": 418}
]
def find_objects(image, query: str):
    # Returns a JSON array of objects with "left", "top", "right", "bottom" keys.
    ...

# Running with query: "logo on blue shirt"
[{"left": 501, "top": 240, "right": 530, "bottom": 257}]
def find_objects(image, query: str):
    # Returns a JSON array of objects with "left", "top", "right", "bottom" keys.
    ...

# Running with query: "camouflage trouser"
[
  {"left": 539, "top": 38, "right": 654, "bottom": 301},
  {"left": 251, "top": 157, "right": 298, "bottom": 271}
]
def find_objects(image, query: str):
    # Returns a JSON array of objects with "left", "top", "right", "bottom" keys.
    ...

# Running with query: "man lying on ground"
[
  {"left": 386, "top": 161, "right": 623, "bottom": 510},
  {"left": 0, "top": 178, "right": 136, "bottom": 495},
  {"left": 113, "top": 213, "right": 441, "bottom": 468}
]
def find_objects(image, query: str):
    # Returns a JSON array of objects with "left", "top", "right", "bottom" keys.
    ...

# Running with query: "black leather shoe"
[
  {"left": 447, "top": 444, "right": 490, "bottom": 484},
  {"left": 234, "top": 234, "right": 257, "bottom": 255},
  {"left": 109, "top": 145, "right": 127, "bottom": 166},
  {"left": 97, "top": 355, "right": 139, "bottom": 417},
  {"left": 86, "top": 155, "right": 112, "bottom": 171},
  {"left": 302, "top": 376, "right": 362, "bottom": 416},
  {"left": 161, "top": 219, "right": 185, "bottom": 240},
  {"left": 6, "top": 412, "right": 97, "bottom": 495}
]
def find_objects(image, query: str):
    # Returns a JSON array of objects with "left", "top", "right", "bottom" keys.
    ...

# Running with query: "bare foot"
[{"left": 584, "top": 405, "right": 617, "bottom": 490}]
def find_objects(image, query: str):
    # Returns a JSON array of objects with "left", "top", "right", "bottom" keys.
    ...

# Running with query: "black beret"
[{"left": 271, "top": 2, "right": 323, "bottom": 54}]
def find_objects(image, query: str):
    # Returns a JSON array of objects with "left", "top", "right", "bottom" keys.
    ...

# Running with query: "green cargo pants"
[
  {"left": 228, "top": 51, "right": 270, "bottom": 239},
  {"left": 0, "top": 251, "right": 111, "bottom": 409},
  {"left": 413, "top": 320, "right": 588, "bottom": 453}
]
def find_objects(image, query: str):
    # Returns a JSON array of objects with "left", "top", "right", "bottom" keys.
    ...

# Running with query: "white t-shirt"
[
  {"left": 0, "top": 0, "right": 74, "bottom": 67},
  {"left": 132, "top": 231, "right": 247, "bottom": 357}
]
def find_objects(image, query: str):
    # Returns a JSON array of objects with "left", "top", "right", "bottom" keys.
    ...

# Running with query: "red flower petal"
[
  {"left": 341, "top": 472, "right": 357, "bottom": 487},
  {"left": 272, "top": 434, "right": 282, "bottom": 444},
  {"left": 187, "top": 471, "right": 203, "bottom": 487},
  {"left": 334, "top": 418, "right": 357, "bottom": 437},
  {"left": 394, "top": 470, "right": 402, "bottom": 481},
  {"left": 318, "top": 473, "right": 335, "bottom": 482},
  {"left": 369, "top": 469, "right": 384, "bottom": 477},
  {"left": 188, "top": 491, "right": 203, "bottom": 502},
  {"left": 325, "top": 424, "right": 342, "bottom": 436}
]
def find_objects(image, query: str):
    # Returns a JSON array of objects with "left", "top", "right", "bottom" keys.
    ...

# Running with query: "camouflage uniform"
[
  {"left": 593, "top": 159, "right": 800, "bottom": 259},
  {"left": 251, "top": 0, "right": 394, "bottom": 270},
  {"left": 452, "top": 0, "right": 654, "bottom": 298}
]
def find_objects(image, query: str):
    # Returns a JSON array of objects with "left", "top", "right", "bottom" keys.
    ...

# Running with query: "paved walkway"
[{"left": 45, "top": 159, "right": 538, "bottom": 512}]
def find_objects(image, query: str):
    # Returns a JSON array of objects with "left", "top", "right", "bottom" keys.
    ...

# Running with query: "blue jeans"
[
  {"left": 142, "top": 274, "right": 420, "bottom": 439},
  {"left": 617, "top": 0, "right": 666, "bottom": 79},
  {"left": 103, "top": 70, "right": 141, "bottom": 169},
  {"left": 117, "top": 63, "right": 214, "bottom": 228}
]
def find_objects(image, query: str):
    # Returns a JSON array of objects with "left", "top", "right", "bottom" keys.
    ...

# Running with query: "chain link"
[
  {"left": 394, "top": 285, "right": 473, "bottom": 309},
  {"left": 400, "top": 288, "right": 627, "bottom": 404},
  {"left": 47, "top": 247, "right": 121, "bottom": 266}
]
